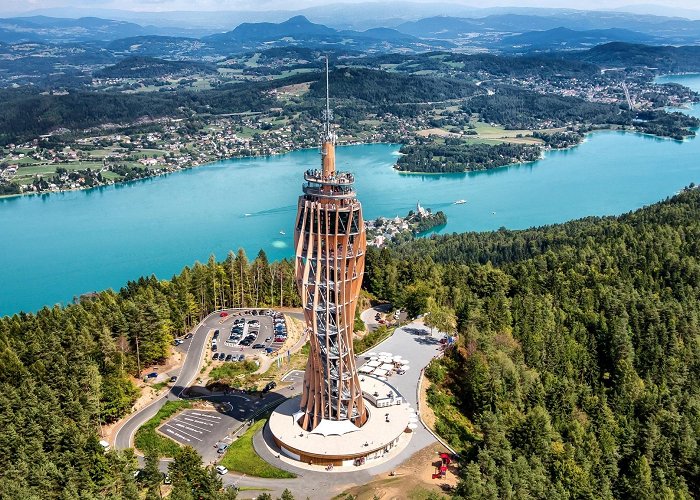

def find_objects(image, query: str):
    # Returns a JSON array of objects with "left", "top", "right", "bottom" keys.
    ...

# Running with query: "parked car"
[
  {"left": 185, "top": 333, "right": 193, "bottom": 339},
  {"left": 265, "top": 347, "right": 274, "bottom": 353},
  {"left": 274, "top": 337, "right": 286, "bottom": 343},
  {"left": 219, "top": 312, "right": 228, "bottom": 317},
  {"left": 247, "top": 320, "right": 260, "bottom": 327},
  {"left": 162, "top": 473, "right": 171, "bottom": 485},
  {"left": 251, "top": 310, "right": 258, "bottom": 316},
  {"left": 217, "top": 443, "right": 229, "bottom": 454},
  {"left": 212, "top": 353, "right": 219, "bottom": 360},
  {"left": 215, "top": 465, "right": 228, "bottom": 475},
  {"left": 147, "top": 372, "right": 158, "bottom": 379},
  {"left": 265, "top": 336, "right": 272, "bottom": 342},
  {"left": 211, "top": 344, "right": 218, "bottom": 352},
  {"left": 252, "top": 343, "right": 265, "bottom": 349},
  {"left": 225, "top": 354, "right": 233, "bottom": 362},
  {"left": 237, "top": 354, "right": 245, "bottom": 361},
  {"left": 169, "top": 376, "right": 177, "bottom": 382},
  {"left": 262, "top": 381, "right": 277, "bottom": 393}
]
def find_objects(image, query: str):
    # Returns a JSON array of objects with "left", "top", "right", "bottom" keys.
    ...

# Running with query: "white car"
[{"left": 215, "top": 465, "right": 228, "bottom": 475}]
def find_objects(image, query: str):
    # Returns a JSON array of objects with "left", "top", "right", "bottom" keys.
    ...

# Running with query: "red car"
[{"left": 219, "top": 312, "right": 228, "bottom": 317}]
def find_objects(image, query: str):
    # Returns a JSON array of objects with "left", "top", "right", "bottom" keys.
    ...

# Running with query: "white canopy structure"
[
  {"left": 366, "top": 359, "right": 382, "bottom": 368},
  {"left": 373, "top": 368, "right": 389, "bottom": 377}
]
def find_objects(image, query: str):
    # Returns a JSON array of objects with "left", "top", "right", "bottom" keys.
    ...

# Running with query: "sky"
[{"left": 5, "top": 0, "right": 700, "bottom": 14}]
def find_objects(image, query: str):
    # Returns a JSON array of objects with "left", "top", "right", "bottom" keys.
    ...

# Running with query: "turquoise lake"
[{"left": 2, "top": 74, "right": 700, "bottom": 316}]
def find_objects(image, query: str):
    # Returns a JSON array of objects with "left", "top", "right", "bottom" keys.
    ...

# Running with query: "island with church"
[{"left": 366, "top": 202, "right": 447, "bottom": 247}]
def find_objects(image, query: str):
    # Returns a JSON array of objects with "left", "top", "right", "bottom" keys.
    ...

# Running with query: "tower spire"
[
  {"left": 321, "top": 55, "right": 335, "bottom": 176},
  {"left": 325, "top": 55, "right": 330, "bottom": 137}
]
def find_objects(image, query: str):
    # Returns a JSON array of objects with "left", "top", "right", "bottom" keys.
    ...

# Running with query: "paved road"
[
  {"left": 113, "top": 310, "right": 447, "bottom": 499},
  {"left": 240, "top": 320, "right": 446, "bottom": 498},
  {"left": 360, "top": 303, "right": 393, "bottom": 332},
  {"left": 114, "top": 312, "right": 220, "bottom": 451}
]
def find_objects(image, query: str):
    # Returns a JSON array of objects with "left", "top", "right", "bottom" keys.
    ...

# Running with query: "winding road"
[
  {"left": 112, "top": 309, "right": 446, "bottom": 498},
  {"left": 113, "top": 312, "right": 219, "bottom": 451}
]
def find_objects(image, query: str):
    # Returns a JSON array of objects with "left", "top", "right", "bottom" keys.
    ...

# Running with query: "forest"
[
  {"left": 364, "top": 187, "right": 700, "bottom": 499},
  {"left": 0, "top": 250, "right": 298, "bottom": 498},
  {"left": 308, "top": 67, "right": 479, "bottom": 105},
  {"left": 94, "top": 56, "right": 217, "bottom": 79}
]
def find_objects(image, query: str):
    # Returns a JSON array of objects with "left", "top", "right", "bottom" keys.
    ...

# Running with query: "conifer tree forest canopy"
[
  {"left": 2, "top": 188, "right": 700, "bottom": 497},
  {"left": 0, "top": 250, "right": 296, "bottom": 498},
  {"left": 365, "top": 189, "right": 700, "bottom": 499}
]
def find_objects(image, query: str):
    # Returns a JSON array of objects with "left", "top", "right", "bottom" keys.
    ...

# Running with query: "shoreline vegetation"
[
  {"left": 0, "top": 139, "right": 392, "bottom": 200},
  {"left": 366, "top": 206, "right": 447, "bottom": 247},
  {"left": 1, "top": 60, "right": 698, "bottom": 196},
  {"left": 393, "top": 115, "right": 698, "bottom": 174}
]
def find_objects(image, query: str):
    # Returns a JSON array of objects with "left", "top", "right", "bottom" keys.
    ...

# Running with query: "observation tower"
[
  {"left": 268, "top": 58, "right": 410, "bottom": 469},
  {"left": 294, "top": 58, "right": 367, "bottom": 432}
]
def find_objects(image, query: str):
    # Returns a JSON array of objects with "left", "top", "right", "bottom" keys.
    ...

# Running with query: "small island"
[{"left": 366, "top": 203, "right": 447, "bottom": 247}]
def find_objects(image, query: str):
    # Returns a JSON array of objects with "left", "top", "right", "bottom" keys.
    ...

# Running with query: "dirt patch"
[
  {"left": 416, "top": 128, "right": 461, "bottom": 138},
  {"left": 339, "top": 444, "right": 459, "bottom": 499},
  {"left": 419, "top": 377, "right": 437, "bottom": 430},
  {"left": 274, "top": 82, "right": 311, "bottom": 96}
]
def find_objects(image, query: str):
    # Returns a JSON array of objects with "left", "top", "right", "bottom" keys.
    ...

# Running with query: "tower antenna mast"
[{"left": 325, "top": 56, "right": 331, "bottom": 137}]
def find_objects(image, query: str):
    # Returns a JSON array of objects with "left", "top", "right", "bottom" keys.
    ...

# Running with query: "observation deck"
[{"left": 303, "top": 169, "right": 357, "bottom": 201}]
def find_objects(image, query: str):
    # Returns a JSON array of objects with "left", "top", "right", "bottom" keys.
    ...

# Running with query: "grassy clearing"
[
  {"left": 219, "top": 418, "right": 296, "bottom": 478},
  {"left": 209, "top": 360, "right": 259, "bottom": 383},
  {"left": 150, "top": 381, "right": 169, "bottom": 392},
  {"left": 134, "top": 400, "right": 192, "bottom": 457}
]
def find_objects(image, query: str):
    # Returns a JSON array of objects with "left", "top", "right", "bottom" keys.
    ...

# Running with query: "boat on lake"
[{"left": 453, "top": 200, "right": 466, "bottom": 205}]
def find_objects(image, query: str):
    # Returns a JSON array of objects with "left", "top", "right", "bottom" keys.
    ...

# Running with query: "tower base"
[{"left": 268, "top": 377, "right": 412, "bottom": 467}]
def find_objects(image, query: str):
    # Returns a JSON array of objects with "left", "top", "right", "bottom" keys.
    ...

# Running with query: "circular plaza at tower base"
[{"left": 268, "top": 376, "right": 412, "bottom": 467}]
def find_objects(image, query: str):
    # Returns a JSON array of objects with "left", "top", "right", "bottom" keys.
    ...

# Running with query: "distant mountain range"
[
  {"left": 0, "top": 15, "right": 206, "bottom": 42},
  {"left": 201, "top": 15, "right": 449, "bottom": 53},
  {"left": 0, "top": 9, "right": 699, "bottom": 57},
  {"left": 500, "top": 27, "right": 658, "bottom": 51},
  {"left": 394, "top": 13, "right": 700, "bottom": 45},
  {"left": 567, "top": 42, "right": 700, "bottom": 72}
]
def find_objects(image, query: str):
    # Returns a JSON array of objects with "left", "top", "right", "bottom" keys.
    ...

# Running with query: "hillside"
[
  {"left": 95, "top": 56, "right": 217, "bottom": 78},
  {"left": 501, "top": 27, "right": 656, "bottom": 51},
  {"left": 366, "top": 187, "right": 700, "bottom": 498},
  {"left": 569, "top": 42, "right": 700, "bottom": 72}
]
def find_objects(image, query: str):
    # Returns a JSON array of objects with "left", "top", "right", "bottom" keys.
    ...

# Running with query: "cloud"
[{"left": 3, "top": 0, "right": 700, "bottom": 15}]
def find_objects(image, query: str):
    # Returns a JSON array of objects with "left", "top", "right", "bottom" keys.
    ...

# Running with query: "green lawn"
[
  {"left": 134, "top": 400, "right": 192, "bottom": 457},
  {"left": 209, "top": 360, "right": 258, "bottom": 383},
  {"left": 219, "top": 419, "right": 296, "bottom": 478}
]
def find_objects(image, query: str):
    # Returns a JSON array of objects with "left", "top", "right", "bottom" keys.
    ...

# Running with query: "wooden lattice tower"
[{"left": 294, "top": 58, "right": 368, "bottom": 431}]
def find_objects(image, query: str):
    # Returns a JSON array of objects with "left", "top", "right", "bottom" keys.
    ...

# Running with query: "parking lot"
[
  {"left": 210, "top": 309, "right": 289, "bottom": 364},
  {"left": 158, "top": 409, "right": 236, "bottom": 461},
  {"left": 281, "top": 369, "right": 304, "bottom": 388}
]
